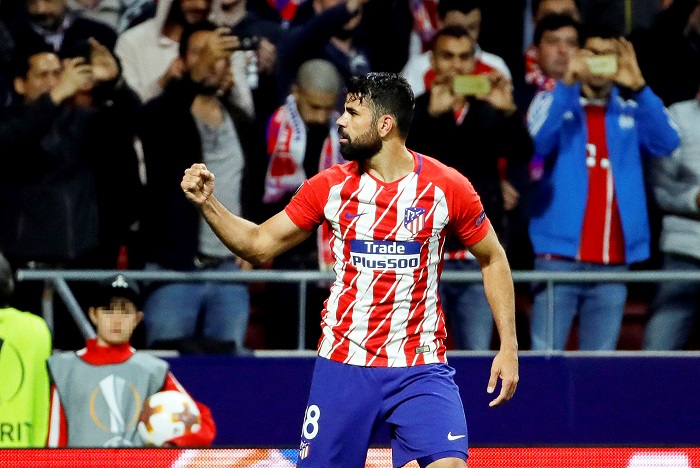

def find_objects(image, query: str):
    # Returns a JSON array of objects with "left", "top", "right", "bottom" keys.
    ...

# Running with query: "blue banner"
[{"left": 165, "top": 354, "right": 700, "bottom": 447}]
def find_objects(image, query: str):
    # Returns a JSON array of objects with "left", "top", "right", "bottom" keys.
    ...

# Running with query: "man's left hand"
[
  {"left": 487, "top": 347, "right": 519, "bottom": 407},
  {"left": 480, "top": 71, "right": 517, "bottom": 115},
  {"left": 614, "top": 38, "right": 645, "bottom": 91},
  {"left": 88, "top": 37, "right": 119, "bottom": 82}
]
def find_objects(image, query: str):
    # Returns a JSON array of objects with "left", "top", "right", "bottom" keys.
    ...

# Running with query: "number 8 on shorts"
[{"left": 302, "top": 404, "right": 320, "bottom": 439}]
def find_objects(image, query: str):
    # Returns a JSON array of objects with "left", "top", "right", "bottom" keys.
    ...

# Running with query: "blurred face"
[
  {"left": 535, "top": 0, "right": 580, "bottom": 22},
  {"left": 89, "top": 298, "right": 142, "bottom": 346},
  {"left": 27, "top": 0, "right": 67, "bottom": 31},
  {"left": 442, "top": 9, "right": 482, "bottom": 42},
  {"left": 584, "top": 37, "right": 617, "bottom": 88},
  {"left": 180, "top": 0, "right": 211, "bottom": 24},
  {"left": 14, "top": 52, "right": 62, "bottom": 102},
  {"left": 431, "top": 35, "right": 476, "bottom": 80},
  {"left": 315, "top": 0, "right": 361, "bottom": 37},
  {"left": 336, "top": 97, "right": 382, "bottom": 162},
  {"left": 293, "top": 85, "right": 337, "bottom": 127},
  {"left": 184, "top": 30, "right": 231, "bottom": 90},
  {"left": 537, "top": 26, "right": 579, "bottom": 79},
  {"left": 687, "top": 3, "right": 700, "bottom": 35}
]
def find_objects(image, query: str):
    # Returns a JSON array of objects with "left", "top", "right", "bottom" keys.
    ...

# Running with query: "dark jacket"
[
  {"left": 138, "top": 77, "right": 266, "bottom": 271},
  {"left": 407, "top": 93, "right": 534, "bottom": 241},
  {"left": 0, "top": 82, "right": 142, "bottom": 264},
  {"left": 10, "top": 15, "right": 117, "bottom": 57},
  {"left": 277, "top": 3, "right": 361, "bottom": 100},
  {"left": 630, "top": 0, "right": 700, "bottom": 106}
]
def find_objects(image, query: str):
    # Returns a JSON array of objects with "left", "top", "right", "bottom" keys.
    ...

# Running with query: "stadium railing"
[{"left": 16, "top": 269, "right": 700, "bottom": 352}]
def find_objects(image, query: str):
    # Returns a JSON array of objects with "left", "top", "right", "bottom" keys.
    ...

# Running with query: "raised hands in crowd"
[
  {"left": 428, "top": 70, "right": 516, "bottom": 117},
  {"left": 613, "top": 38, "right": 645, "bottom": 90},
  {"left": 48, "top": 57, "right": 93, "bottom": 104},
  {"left": 48, "top": 38, "right": 119, "bottom": 104},
  {"left": 478, "top": 71, "right": 517, "bottom": 115},
  {"left": 189, "top": 27, "right": 238, "bottom": 94},
  {"left": 563, "top": 37, "right": 645, "bottom": 90}
]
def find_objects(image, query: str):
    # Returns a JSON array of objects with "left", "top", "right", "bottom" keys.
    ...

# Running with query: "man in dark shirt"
[
  {"left": 262, "top": 58, "right": 344, "bottom": 349},
  {"left": 407, "top": 25, "right": 533, "bottom": 350},
  {"left": 10, "top": 0, "right": 117, "bottom": 58}
]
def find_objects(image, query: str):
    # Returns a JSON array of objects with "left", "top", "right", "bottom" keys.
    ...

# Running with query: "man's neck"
[
  {"left": 215, "top": 3, "right": 246, "bottom": 27},
  {"left": 364, "top": 142, "right": 415, "bottom": 183},
  {"left": 581, "top": 82, "right": 612, "bottom": 101},
  {"left": 192, "top": 95, "right": 224, "bottom": 127},
  {"left": 31, "top": 15, "right": 69, "bottom": 35},
  {"left": 452, "top": 95, "right": 467, "bottom": 113}
]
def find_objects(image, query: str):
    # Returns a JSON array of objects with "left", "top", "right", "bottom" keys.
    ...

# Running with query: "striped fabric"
[{"left": 285, "top": 151, "right": 490, "bottom": 367}]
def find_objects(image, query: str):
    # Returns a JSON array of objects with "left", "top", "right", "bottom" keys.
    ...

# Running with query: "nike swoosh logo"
[
  {"left": 447, "top": 432, "right": 466, "bottom": 441},
  {"left": 344, "top": 211, "right": 366, "bottom": 220}
]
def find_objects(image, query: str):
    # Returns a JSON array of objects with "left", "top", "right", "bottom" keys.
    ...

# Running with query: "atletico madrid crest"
[
  {"left": 403, "top": 207, "right": 426, "bottom": 234},
  {"left": 299, "top": 441, "right": 310, "bottom": 460}
]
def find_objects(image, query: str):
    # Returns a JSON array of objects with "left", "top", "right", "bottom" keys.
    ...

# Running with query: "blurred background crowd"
[{"left": 0, "top": 0, "right": 699, "bottom": 354}]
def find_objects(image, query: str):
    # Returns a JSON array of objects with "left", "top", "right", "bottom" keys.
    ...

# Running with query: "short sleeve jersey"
[{"left": 285, "top": 151, "right": 490, "bottom": 367}]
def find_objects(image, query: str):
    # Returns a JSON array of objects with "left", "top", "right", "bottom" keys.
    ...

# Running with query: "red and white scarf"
[
  {"left": 525, "top": 44, "right": 557, "bottom": 91},
  {"left": 264, "top": 95, "right": 344, "bottom": 269},
  {"left": 410, "top": 0, "right": 440, "bottom": 53}
]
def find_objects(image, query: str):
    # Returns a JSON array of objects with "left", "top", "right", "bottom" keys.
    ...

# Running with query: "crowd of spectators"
[{"left": 0, "top": 0, "right": 698, "bottom": 353}]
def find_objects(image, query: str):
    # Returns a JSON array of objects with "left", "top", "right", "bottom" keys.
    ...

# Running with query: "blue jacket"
[{"left": 527, "top": 82, "right": 680, "bottom": 264}]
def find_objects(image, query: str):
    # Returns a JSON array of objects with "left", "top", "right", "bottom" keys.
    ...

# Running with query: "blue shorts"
[{"left": 297, "top": 357, "right": 468, "bottom": 468}]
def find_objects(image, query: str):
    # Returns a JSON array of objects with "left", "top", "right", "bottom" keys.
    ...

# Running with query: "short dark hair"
[
  {"left": 179, "top": 20, "right": 218, "bottom": 58},
  {"left": 581, "top": 22, "right": 620, "bottom": 43},
  {"left": 345, "top": 73, "right": 415, "bottom": 140},
  {"left": 532, "top": 0, "right": 580, "bottom": 18},
  {"left": 433, "top": 24, "right": 475, "bottom": 46},
  {"left": 11, "top": 40, "right": 54, "bottom": 79},
  {"left": 437, "top": 0, "right": 480, "bottom": 19},
  {"left": 533, "top": 13, "right": 582, "bottom": 46}
]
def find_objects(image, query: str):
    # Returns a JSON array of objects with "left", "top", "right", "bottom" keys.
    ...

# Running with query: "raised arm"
[
  {"left": 181, "top": 163, "right": 312, "bottom": 264},
  {"left": 467, "top": 226, "right": 519, "bottom": 407}
]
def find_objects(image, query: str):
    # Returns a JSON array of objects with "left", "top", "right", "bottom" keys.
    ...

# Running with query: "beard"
[{"left": 339, "top": 126, "right": 382, "bottom": 162}]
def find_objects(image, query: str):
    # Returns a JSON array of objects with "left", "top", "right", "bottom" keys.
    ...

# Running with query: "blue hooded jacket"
[{"left": 527, "top": 82, "right": 680, "bottom": 264}]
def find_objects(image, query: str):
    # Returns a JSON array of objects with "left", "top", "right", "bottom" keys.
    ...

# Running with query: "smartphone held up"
[
  {"left": 585, "top": 55, "right": 617, "bottom": 76},
  {"left": 452, "top": 75, "right": 491, "bottom": 96}
]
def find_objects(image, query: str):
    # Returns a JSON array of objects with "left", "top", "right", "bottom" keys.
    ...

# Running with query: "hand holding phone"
[
  {"left": 613, "top": 38, "right": 645, "bottom": 90},
  {"left": 191, "top": 28, "right": 237, "bottom": 82}
]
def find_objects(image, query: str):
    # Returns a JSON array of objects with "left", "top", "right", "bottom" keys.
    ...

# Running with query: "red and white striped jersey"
[{"left": 285, "top": 151, "right": 490, "bottom": 367}]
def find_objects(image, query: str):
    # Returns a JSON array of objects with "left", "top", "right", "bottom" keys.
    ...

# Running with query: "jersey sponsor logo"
[
  {"left": 403, "top": 207, "right": 426, "bottom": 234},
  {"left": 349, "top": 240, "right": 420, "bottom": 272},
  {"left": 448, "top": 432, "right": 466, "bottom": 441}
]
